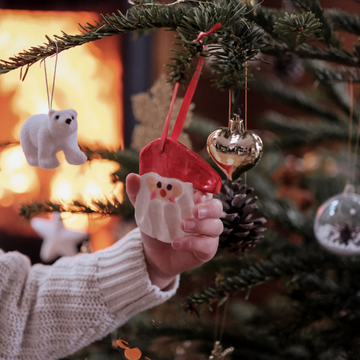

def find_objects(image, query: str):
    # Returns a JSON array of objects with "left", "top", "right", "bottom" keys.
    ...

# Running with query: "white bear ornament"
[{"left": 20, "top": 109, "right": 87, "bottom": 169}]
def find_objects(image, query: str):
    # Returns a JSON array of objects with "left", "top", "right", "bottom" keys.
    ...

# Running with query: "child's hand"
[{"left": 126, "top": 173, "right": 223, "bottom": 289}]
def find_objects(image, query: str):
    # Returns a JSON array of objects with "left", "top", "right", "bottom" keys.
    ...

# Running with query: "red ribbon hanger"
[{"left": 160, "top": 23, "right": 222, "bottom": 152}]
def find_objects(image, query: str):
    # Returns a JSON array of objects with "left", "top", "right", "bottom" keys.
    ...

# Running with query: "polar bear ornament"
[{"left": 20, "top": 109, "right": 87, "bottom": 169}]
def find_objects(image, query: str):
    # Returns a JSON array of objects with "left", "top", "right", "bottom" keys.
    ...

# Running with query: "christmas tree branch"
[
  {"left": 293, "top": 0, "right": 341, "bottom": 48},
  {"left": 0, "top": 4, "right": 187, "bottom": 76},
  {"left": 244, "top": 172, "right": 315, "bottom": 240},
  {"left": 183, "top": 248, "right": 331, "bottom": 311},
  {"left": 261, "top": 112, "right": 355, "bottom": 149},
  {"left": 247, "top": 4, "right": 352, "bottom": 46},
  {"left": 273, "top": 12, "right": 322, "bottom": 49},
  {"left": 82, "top": 146, "right": 139, "bottom": 183},
  {"left": 327, "top": 8, "right": 360, "bottom": 36},
  {"left": 252, "top": 78, "right": 344, "bottom": 122},
  {"left": 310, "top": 63, "right": 360, "bottom": 83},
  {"left": 2, "top": 2, "right": 360, "bottom": 86},
  {"left": 19, "top": 197, "right": 134, "bottom": 220},
  {"left": 245, "top": 4, "right": 284, "bottom": 35},
  {"left": 0, "top": 2, "right": 266, "bottom": 88},
  {"left": 262, "top": 40, "right": 360, "bottom": 68},
  {"left": 0, "top": 6, "right": 190, "bottom": 74},
  {"left": 83, "top": 146, "right": 138, "bottom": 166}
]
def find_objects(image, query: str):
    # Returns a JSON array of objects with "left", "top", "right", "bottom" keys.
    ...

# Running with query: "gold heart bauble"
[{"left": 206, "top": 114, "right": 263, "bottom": 180}]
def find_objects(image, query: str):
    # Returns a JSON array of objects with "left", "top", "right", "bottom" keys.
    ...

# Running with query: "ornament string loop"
[
  {"left": 160, "top": 82, "right": 179, "bottom": 152},
  {"left": 160, "top": 23, "right": 221, "bottom": 151},
  {"left": 347, "top": 80, "right": 353, "bottom": 184},
  {"left": 170, "top": 23, "right": 222, "bottom": 141},
  {"left": 171, "top": 56, "right": 205, "bottom": 140},
  {"left": 43, "top": 36, "right": 59, "bottom": 111},
  {"left": 353, "top": 116, "right": 360, "bottom": 182},
  {"left": 346, "top": 80, "right": 360, "bottom": 184}
]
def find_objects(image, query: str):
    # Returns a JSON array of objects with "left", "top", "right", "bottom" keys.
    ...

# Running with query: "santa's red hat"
[{"left": 139, "top": 137, "right": 222, "bottom": 194}]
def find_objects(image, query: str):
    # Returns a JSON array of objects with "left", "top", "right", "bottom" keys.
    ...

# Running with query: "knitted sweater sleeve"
[{"left": 0, "top": 228, "right": 179, "bottom": 360}]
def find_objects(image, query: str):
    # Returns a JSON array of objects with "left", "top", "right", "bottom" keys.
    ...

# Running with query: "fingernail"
[
  {"left": 200, "top": 193, "right": 212, "bottom": 203},
  {"left": 198, "top": 205, "right": 208, "bottom": 219},
  {"left": 172, "top": 239, "right": 181, "bottom": 249},
  {"left": 184, "top": 219, "right": 195, "bottom": 231}
]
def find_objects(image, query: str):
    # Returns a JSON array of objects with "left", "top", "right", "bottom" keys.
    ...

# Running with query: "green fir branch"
[
  {"left": 327, "top": 8, "right": 360, "bottom": 36},
  {"left": 183, "top": 248, "right": 331, "bottom": 311},
  {"left": 0, "top": 4, "right": 188, "bottom": 76},
  {"left": 82, "top": 146, "right": 139, "bottom": 183},
  {"left": 167, "top": 2, "right": 266, "bottom": 86},
  {"left": 245, "top": 4, "right": 284, "bottom": 35},
  {"left": 251, "top": 78, "right": 343, "bottom": 123},
  {"left": 261, "top": 112, "right": 352, "bottom": 149},
  {"left": 293, "top": 0, "right": 340, "bottom": 48},
  {"left": 273, "top": 12, "right": 322, "bottom": 49},
  {"left": 262, "top": 39, "right": 360, "bottom": 68},
  {"left": 19, "top": 197, "right": 134, "bottom": 220},
  {"left": 82, "top": 146, "right": 139, "bottom": 169},
  {"left": 209, "top": 20, "right": 265, "bottom": 89},
  {"left": 304, "top": 60, "right": 360, "bottom": 121}
]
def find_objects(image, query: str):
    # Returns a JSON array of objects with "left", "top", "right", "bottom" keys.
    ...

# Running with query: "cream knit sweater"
[{"left": 0, "top": 227, "right": 179, "bottom": 360}]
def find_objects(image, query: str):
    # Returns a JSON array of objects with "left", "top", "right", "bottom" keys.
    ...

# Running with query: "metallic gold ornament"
[
  {"left": 209, "top": 341, "right": 234, "bottom": 360},
  {"left": 206, "top": 114, "right": 263, "bottom": 180}
]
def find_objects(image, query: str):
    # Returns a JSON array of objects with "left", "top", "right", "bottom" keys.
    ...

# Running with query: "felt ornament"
[
  {"left": 20, "top": 108, "right": 87, "bottom": 169},
  {"left": 31, "top": 212, "right": 88, "bottom": 262},
  {"left": 134, "top": 24, "right": 222, "bottom": 243},
  {"left": 20, "top": 42, "right": 86, "bottom": 169}
]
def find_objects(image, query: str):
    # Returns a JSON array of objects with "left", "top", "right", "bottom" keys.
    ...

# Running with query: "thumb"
[{"left": 125, "top": 173, "right": 140, "bottom": 206}]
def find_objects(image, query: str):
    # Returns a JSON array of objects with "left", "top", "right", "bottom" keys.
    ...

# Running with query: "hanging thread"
[
  {"left": 347, "top": 80, "right": 354, "bottom": 184},
  {"left": 244, "top": 62, "right": 248, "bottom": 131},
  {"left": 219, "top": 297, "right": 229, "bottom": 342},
  {"left": 160, "top": 82, "right": 180, "bottom": 152},
  {"left": 244, "top": 62, "right": 248, "bottom": 187},
  {"left": 228, "top": 88, "right": 231, "bottom": 128},
  {"left": 43, "top": 37, "right": 59, "bottom": 111},
  {"left": 169, "top": 23, "right": 221, "bottom": 141},
  {"left": 211, "top": 296, "right": 233, "bottom": 360},
  {"left": 352, "top": 115, "right": 360, "bottom": 183}
]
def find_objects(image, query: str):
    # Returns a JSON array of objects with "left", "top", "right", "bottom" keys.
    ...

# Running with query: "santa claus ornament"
[{"left": 134, "top": 24, "right": 223, "bottom": 243}]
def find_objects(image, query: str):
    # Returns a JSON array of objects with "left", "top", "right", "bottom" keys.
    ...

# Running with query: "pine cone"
[{"left": 216, "top": 178, "right": 267, "bottom": 254}]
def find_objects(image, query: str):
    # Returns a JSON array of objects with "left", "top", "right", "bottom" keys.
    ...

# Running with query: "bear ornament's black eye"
[
  {"left": 55, "top": 115, "right": 59, "bottom": 120},
  {"left": 157, "top": 182, "right": 162, "bottom": 188},
  {"left": 166, "top": 184, "right": 172, "bottom": 191},
  {"left": 71, "top": 116, "right": 74, "bottom": 120}
]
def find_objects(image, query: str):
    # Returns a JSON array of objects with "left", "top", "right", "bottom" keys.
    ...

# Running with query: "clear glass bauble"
[{"left": 314, "top": 184, "right": 360, "bottom": 255}]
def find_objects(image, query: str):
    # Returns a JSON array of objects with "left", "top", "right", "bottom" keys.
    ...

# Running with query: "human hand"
[{"left": 126, "top": 173, "right": 223, "bottom": 290}]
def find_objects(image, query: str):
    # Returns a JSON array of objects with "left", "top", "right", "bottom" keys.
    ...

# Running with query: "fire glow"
[{"left": 0, "top": 10, "right": 123, "bottom": 232}]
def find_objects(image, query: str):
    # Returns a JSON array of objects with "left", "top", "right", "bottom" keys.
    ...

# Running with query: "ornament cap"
[
  {"left": 343, "top": 183, "right": 355, "bottom": 195},
  {"left": 229, "top": 113, "right": 244, "bottom": 133}
]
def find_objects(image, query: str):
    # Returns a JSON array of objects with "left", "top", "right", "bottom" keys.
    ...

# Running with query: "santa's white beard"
[{"left": 135, "top": 172, "right": 194, "bottom": 243}]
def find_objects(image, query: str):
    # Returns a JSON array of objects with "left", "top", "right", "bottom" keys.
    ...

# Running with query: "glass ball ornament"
[{"left": 314, "top": 184, "right": 360, "bottom": 255}]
